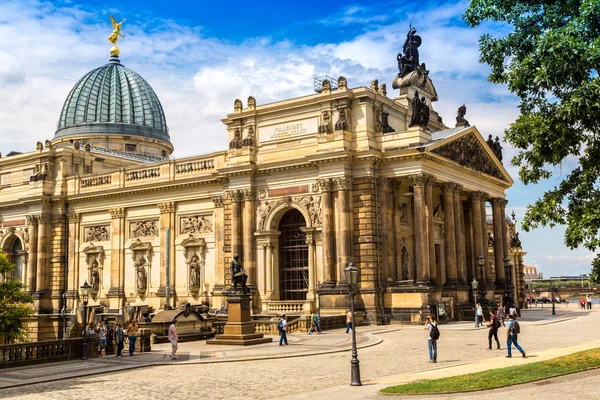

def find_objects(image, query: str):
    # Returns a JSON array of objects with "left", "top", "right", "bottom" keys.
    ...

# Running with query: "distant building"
[{"left": 524, "top": 265, "right": 541, "bottom": 280}]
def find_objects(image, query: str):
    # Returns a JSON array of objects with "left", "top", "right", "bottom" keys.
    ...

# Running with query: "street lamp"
[
  {"left": 551, "top": 280, "right": 556, "bottom": 316},
  {"left": 503, "top": 256, "right": 513, "bottom": 309},
  {"left": 80, "top": 280, "right": 92, "bottom": 360},
  {"left": 344, "top": 261, "right": 361, "bottom": 387},
  {"left": 472, "top": 278, "right": 478, "bottom": 327},
  {"left": 477, "top": 254, "right": 487, "bottom": 305}
]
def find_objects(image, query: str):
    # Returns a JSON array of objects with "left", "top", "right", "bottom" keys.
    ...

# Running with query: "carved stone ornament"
[
  {"left": 258, "top": 189, "right": 267, "bottom": 199},
  {"left": 158, "top": 202, "right": 175, "bottom": 214},
  {"left": 314, "top": 178, "right": 333, "bottom": 193},
  {"left": 82, "top": 243, "right": 104, "bottom": 294},
  {"left": 431, "top": 133, "right": 507, "bottom": 181},
  {"left": 130, "top": 220, "right": 159, "bottom": 239},
  {"left": 409, "top": 90, "right": 429, "bottom": 129},
  {"left": 212, "top": 196, "right": 224, "bottom": 208},
  {"left": 247, "top": 96, "right": 256, "bottom": 110},
  {"left": 337, "top": 76, "right": 347, "bottom": 90},
  {"left": 375, "top": 109, "right": 394, "bottom": 133},
  {"left": 180, "top": 215, "right": 213, "bottom": 235},
  {"left": 318, "top": 110, "right": 332, "bottom": 134},
  {"left": 321, "top": 79, "right": 331, "bottom": 94},
  {"left": 333, "top": 176, "right": 352, "bottom": 191},
  {"left": 109, "top": 208, "right": 125, "bottom": 219},
  {"left": 456, "top": 104, "right": 470, "bottom": 127},
  {"left": 370, "top": 79, "right": 379, "bottom": 93},
  {"left": 83, "top": 225, "right": 110, "bottom": 242},
  {"left": 44, "top": 139, "right": 53, "bottom": 150},
  {"left": 335, "top": 108, "right": 349, "bottom": 131},
  {"left": 30, "top": 162, "right": 50, "bottom": 182},
  {"left": 129, "top": 239, "right": 152, "bottom": 295},
  {"left": 229, "top": 128, "right": 243, "bottom": 150},
  {"left": 378, "top": 83, "right": 387, "bottom": 97},
  {"left": 400, "top": 244, "right": 410, "bottom": 281},
  {"left": 488, "top": 232, "right": 495, "bottom": 247},
  {"left": 433, "top": 204, "right": 444, "bottom": 220},
  {"left": 0, "top": 227, "right": 29, "bottom": 251},
  {"left": 234, "top": 99, "right": 243, "bottom": 113},
  {"left": 399, "top": 203, "right": 409, "bottom": 223},
  {"left": 295, "top": 196, "right": 323, "bottom": 227},
  {"left": 181, "top": 235, "right": 207, "bottom": 292},
  {"left": 256, "top": 195, "right": 322, "bottom": 231},
  {"left": 408, "top": 173, "right": 435, "bottom": 188},
  {"left": 242, "top": 126, "right": 255, "bottom": 147},
  {"left": 36, "top": 141, "right": 43, "bottom": 151}
]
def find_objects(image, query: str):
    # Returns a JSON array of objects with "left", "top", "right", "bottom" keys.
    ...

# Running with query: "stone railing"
[
  {"left": 265, "top": 301, "right": 306, "bottom": 314},
  {"left": 175, "top": 159, "right": 215, "bottom": 174},
  {"left": 125, "top": 167, "right": 161, "bottom": 181},
  {"left": 80, "top": 175, "right": 111, "bottom": 188},
  {"left": 0, "top": 337, "right": 99, "bottom": 369}
]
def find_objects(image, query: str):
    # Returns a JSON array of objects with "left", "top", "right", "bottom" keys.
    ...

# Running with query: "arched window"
[
  {"left": 10, "top": 239, "right": 24, "bottom": 282},
  {"left": 278, "top": 209, "right": 308, "bottom": 301}
]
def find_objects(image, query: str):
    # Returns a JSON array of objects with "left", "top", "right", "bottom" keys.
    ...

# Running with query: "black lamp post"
[
  {"left": 345, "top": 261, "right": 361, "bottom": 387},
  {"left": 477, "top": 254, "right": 487, "bottom": 304},
  {"left": 472, "top": 278, "right": 478, "bottom": 326},
  {"left": 503, "top": 256, "right": 513, "bottom": 309},
  {"left": 551, "top": 280, "right": 556, "bottom": 316},
  {"left": 80, "top": 280, "right": 91, "bottom": 360}
]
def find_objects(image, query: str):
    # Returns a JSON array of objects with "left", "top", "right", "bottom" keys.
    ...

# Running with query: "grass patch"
[{"left": 380, "top": 347, "right": 600, "bottom": 395}]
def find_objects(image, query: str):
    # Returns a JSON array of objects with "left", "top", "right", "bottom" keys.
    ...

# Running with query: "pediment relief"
[{"left": 430, "top": 132, "right": 508, "bottom": 182}]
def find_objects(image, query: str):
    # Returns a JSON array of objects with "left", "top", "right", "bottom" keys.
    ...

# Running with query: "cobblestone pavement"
[{"left": 0, "top": 307, "right": 597, "bottom": 400}]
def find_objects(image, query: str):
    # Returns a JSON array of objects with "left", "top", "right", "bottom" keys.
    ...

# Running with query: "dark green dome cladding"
[{"left": 55, "top": 56, "right": 170, "bottom": 143}]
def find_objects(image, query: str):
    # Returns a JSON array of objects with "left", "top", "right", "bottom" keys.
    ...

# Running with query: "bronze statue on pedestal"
[{"left": 229, "top": 254, "right": 248, "bottom": 294}]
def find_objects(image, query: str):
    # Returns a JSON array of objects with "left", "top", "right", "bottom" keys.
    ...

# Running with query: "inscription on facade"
[
  {"left": 258, "top": 118, "right": 318, "bottom": 143},
  {"left": 130, "top": 220, "right": 159, "bottom": 238},
  {"left": 0, "top": 169, "right": 35, "bottom": 186}
]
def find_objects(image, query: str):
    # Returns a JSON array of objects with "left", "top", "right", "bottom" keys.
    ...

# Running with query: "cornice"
[{"left": 423, "top": 153, "right": 511, "bottom": 188}]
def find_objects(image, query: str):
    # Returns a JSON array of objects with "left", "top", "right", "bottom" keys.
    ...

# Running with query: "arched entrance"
[{"left": 278, "top": 209, "right": 308, "bottom": 301}]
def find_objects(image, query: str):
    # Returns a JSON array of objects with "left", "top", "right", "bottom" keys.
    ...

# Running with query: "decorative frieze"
[
  {"left": 83, "top": 225, "right": 110, "bottom": 242},
  {"left": 240, "top": 188, "right": 255, "bottom": 201},
  {"left": 256, "top": 195, "right": 323, "bottom": 231},
  {"left": 408, "top": 173, "right": 435, "bottom": 187},
  {"left": 314, "top": 178, "right": 333, "bottom": 193},
  {"left": 130, "top": 220, "right": 159, "bottom": 238},
  {"left": 180, "top": 215, "right": 213, "bottom": 235},
  {"left": 333, "top": 177, "right": 352, "bottom": 191}
]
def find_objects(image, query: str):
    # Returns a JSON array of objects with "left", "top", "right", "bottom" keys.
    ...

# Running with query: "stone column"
[
  {"left": 463, "top": 202, "right": 474, "bottom": 285},
  {"left": 480, "top": 194, "right": 490, "bottom": 283},
  {"left": 65, "top": 213, "right": 80, "bottom": 308},
  {"left": 264, "top": 243, "right": 273, "bottom": 298},
  {"left": 230, "top": 190, "right": 243, "bottom": 258},
  {"left": 242, "top": 189, "right": 256, "bottom": 286},
  {"left": 491, "top": 198, "right": 506, "bottom": 285},
  {"left": 334, "top": 177, "right": 352, "bottom": 283},
  {"left": 316, "top": 178, "right": 335, "bottom": 286},
  {"left": 409, "top": 174, "right": 430, "bottom": 284},
  {"left": 302, "top": 228, "right": 317, "bottom": 302},
  {"left": 501, "top": 200, "right": 509, "bottom": 259},
  {"left": 108, "top": 208, "right": 125, "bottom": 302},
  {"left": 470, "top": 193, "right": 484, "bottom": 281},
  {"left": 442, "top": 183, "right": 457, "bottom": 285},
  {"left": 212, "top": 196, "right": 225, "bottom": 289},
  {"left": 425, "top": 177, "right": 437, "bottom": 284},
  {"left": 35, "top": 215, "right": 50, "bottom": 294},
  {"left": 158, "top": 202, "right": 175, "bottom": 299},
  {"left": 453, "top": 184, "right": 466, "bottom": 284},
  {"left": 378, "top": 178, "right": 392, "bottom": 281},
  {"left": 26, "top": 215, "right": 38, "bottom": 293}
]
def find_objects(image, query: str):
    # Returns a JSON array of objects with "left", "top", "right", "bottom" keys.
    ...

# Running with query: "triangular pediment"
[{"left": 428, "top": 128, "right": 511, "bottom": 183}]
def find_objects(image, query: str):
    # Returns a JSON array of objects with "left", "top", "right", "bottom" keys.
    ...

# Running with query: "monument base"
[{"left": 207, "top": 293, "right": 272, "bottom": 346}]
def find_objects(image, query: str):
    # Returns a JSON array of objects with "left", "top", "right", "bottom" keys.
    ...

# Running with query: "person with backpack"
[
  {"left": 278, "top": 315, "right": 288, "bottom": 346},
  {"left": 309, "top": 312, "right": 321, "bottom": 334},
  {"left": 505, "top": 314, "right": 526, "bottom": 358},
  {"left": 424, "top": 314, "right": 439, "bottom": 363},
  {"left": 487, "top": 310, "right": 501, "bottom": 350}
]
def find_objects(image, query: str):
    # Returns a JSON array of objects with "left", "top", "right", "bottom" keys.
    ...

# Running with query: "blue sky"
[{"left": 0, "top": 0, "right": 593, "bottom": 277}]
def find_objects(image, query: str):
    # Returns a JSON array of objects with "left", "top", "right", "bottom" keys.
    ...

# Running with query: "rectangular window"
[{"left": 125, "top": 144, "right": 137, "bottom": 153}]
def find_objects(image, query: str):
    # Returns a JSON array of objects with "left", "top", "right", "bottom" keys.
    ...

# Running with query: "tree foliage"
[
  {"left": 464, "top": 0, "right": 600, "bottom": 279},
  {"left": 0, "top": 252, "right": 35, "bottom": 344}
]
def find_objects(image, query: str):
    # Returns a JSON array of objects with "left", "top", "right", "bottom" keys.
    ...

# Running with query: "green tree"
[
  {"left": 464, "top": 0, "right": 600, "bottom": 279},
  {"left": 0, "top": 252, "right": 35, "bottom": 344}
]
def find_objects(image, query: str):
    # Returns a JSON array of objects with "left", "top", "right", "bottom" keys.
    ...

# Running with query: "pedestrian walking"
[
  {"left": 475, "top": 303, "right": 484, "bottom": 327},
  {"left": 487, "top": 310, "right": 501, "bottom": 350},
  {"left": 346, "top": 310, "right": 353, "bottom": 334},
  {"left": 424, "top": 315, "right": 439, "bottom": 363},
  {"left": 115, "top": 322, "right": 125, "bottom": 358},
  {"left": 587, "top": 296, "right": 592, "bottom": 310},
  {"left": 278, "top": 315, "right": 288, "bottom": 346},
  {"left": 309, "top": 312, "right": 321, "bottom": 334},
  {"left": 105, "top": 321, "right": 114, "bottom": 355},
  {"left": 86, "top": 323, "right": 96, "bottom": 335},
  {"left": 97, "top": 321, "right": 107, "bottom": 356},
  {"left": 127, "top": 319, "right": 138, "bottom": 356},
  {"left": 580, "top": 296, "right": 586, "bottom": 310},
  {"left": 509, "top": 305, "right": 517, "bottom": 318},
  {"left": 168, "top": 320, "right": 178, "bottom": 360},
  {"left": 497, "top": 304, "right": 506, "bottom": 327},
  {"left": 505, "top": 314, "right": 526, "bottom": 358}
]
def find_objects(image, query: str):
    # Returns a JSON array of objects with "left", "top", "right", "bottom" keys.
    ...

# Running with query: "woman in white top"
[{"left": 424, "top": 315, "right": 438, "bottom": 363}]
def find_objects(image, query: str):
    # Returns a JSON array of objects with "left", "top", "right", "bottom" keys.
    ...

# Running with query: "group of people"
[
  {"left": 425, "top": 303, "right": 526, "bottom": 363},
  {"left": 83, "top": 319, "right": 139, "bottom": 358},
  {"left": 579, "top": 296, "right": 593, "bottom": 310}
]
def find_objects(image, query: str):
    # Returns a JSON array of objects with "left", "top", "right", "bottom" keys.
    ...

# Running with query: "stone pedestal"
[{"left": 207, "top": 294, "right": 272, "bottom": 346}]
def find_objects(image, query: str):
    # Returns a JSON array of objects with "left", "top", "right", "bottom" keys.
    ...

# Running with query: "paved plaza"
[{"left": 1, "top": 307, "right": 599, "bottom": 399}]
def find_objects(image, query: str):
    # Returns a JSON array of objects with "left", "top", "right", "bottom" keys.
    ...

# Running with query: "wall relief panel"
[
  {"left": 180, "top": 215, "right": 213, "bottom": 235},
  {"left": 84, "top": 225, "right": 110, "bottom": 242},
  {"left": 130, "top": 220, "right": 159, "bottom": 239}
]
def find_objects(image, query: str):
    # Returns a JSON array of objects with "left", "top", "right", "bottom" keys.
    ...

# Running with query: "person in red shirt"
[{"left": 487, "top": 310, "right": 501, "bottom": 350}]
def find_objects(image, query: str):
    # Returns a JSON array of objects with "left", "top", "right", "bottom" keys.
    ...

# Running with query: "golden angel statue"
[{"left": 107, "top": 15, "right": 126, "bottom": 46}]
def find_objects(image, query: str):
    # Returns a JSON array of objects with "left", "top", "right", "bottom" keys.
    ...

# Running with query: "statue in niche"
[
  {"left": 401, "top": 247, "right": 410, "bottom": 280},
  {"left": 397, "top": 25, "right": 422, "bottom": 78},
  {"left": 400, "top": 203, "right": 408, "bottom": 223},
  {"left": 229, "top": 254, "right": 248, "bottom": 294},
  {"left": 318, "top": 111, "right": 331, "bottom": 134},
  {"left": 189, "top": 254, "right": 201, "bottom": 289},
  {"left": 456, "top": 104, "right": 470, "bottom": 126},
  {"left": 135, "top": 258, "right": 147, "bottom": 292},
  {"left": 488, "top": 232, "right": 495, "bottom": 247},
  {"left": 493, "top": 137, "right": 503, "bottom": 162},
  {"left": 229, "top": 128, "right": 242, "bottom": 149},
  {"left": 90, "top": 259, "right": 100, "bottom": 292}
]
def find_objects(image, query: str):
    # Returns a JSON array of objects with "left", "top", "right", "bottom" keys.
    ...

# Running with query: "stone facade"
[{"left": 0, "top": 52, "right": 526, "bottom": 341}]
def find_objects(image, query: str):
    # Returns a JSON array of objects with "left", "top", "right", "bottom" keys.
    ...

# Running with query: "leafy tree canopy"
[
  {"left": 0, "top": 252, "right": 35, "bottom": 344},
  {"left": 464, "top": 0, "right": 600, "bottom": 282}
]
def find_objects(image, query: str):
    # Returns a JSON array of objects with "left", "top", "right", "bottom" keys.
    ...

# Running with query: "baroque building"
[{"left": 0, "top": 27, "right": 526, "bottom": 341}]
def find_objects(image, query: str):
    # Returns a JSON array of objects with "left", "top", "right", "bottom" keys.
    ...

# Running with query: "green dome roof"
[{"left": 55, "top": 56, "right": 170, "bottom": 143}]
